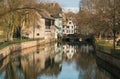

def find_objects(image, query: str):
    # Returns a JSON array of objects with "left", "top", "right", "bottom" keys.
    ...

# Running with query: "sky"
[{"left": 51, "top": 0, "right": 80, "bottom": 13}]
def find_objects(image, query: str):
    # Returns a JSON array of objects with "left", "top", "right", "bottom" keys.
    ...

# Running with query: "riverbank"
[
  {"left": 95, "top": 40, "right": 120, "bottom": 79},
  {"left": 0, "top": 38, "right": 57, "bottom": 61},
  {"left": 96, "top": 54, "right": 120, "bottom": 79},
  {"left": 96, "top": 51, "right": 120, "bottom": 79},
  {"left": 96, "top": 40, "right": 120, "bottom": 58}
]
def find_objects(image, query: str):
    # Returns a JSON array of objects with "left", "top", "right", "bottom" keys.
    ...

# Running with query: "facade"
[
  {"left": 20, "top": 44, "right": 61, "bottom": 79},
  {"left": 22, "top": 13, "right": 45, "bottom": 39},
  {"left": 54, "top": 13, "right": 63, "bottom": 38},
  {"left": 62, "top": 18, "right": 77, "bottom": 35},
  {"left": 22, "top": 10, "right": 57, "bottom": 41}
]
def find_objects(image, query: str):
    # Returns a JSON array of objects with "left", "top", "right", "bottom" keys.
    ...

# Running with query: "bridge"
[
  {"left": 62, "top": 34, "right": 80, "bottom": 42},
  {"left": 62, "top": 34, "right": 94, "bottom": 43}
]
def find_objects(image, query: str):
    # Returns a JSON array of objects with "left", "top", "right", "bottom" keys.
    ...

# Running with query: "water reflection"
[
  {"left": 0, "top": 42, "right": 115, "bottom": 79},
  {"left": 63, "top": 44, "right": 78, "bottom": 59}
]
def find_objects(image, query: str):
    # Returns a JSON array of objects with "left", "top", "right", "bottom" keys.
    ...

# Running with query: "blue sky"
[{"left": 51, "top": 0, "right": 80, "bottom": 12}]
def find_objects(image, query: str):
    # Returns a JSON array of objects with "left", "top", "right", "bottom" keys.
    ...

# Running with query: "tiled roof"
[{"left": 39, "top": 9, "right": 54, "bottom": 20}]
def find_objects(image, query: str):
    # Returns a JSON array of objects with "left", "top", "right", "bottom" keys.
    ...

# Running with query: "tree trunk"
[
  {"left": 99, "top": 32, "right": 102, "bottom": 40},
  {"left": 33, "top": 25, "right": 35, "bottom": 40},
  {"left": 9, "top": 32, "right": 14, "bottom": 41},
  {"left": 113, "top": 30, "right": 116, "bottom": 53}
]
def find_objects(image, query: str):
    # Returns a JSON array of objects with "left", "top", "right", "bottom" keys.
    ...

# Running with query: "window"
[
  {"left": 72, "top": 26, "right": 73, "bottom": 28},
  {"left": 45, "top": 19, "right": 51, "bottom": 29},
  {"left": 45, "top": 19, "right": 51, "bottom": 26},
  {"left": 74, "top": 26, "right": 76, "bottom": 28},
  {"left": 72, "top": 30, "right": 74, "bottom": 33},
  {"left": 71, "top": 50, "right": 74, "bottom": 53},
  {"left": 51, "top": 20, "right": 55, "bottom": 25},
  {"left": 37, "top": 33, "right": 39, "bottom": 36},
  {"left": 66, "top": 30, "right": 68, "bottom": 33},
  {"left": 75, "top": 30, "right": 77, "bottom": 33},
  {"left": 67, "top": 26, "right": 69, "bottom": 28},
  {"left": 67, "top": 50, "right": 69, "bottom": 53},
  {"left": 26, "top": 33, "right": 29, "bottom": 36},
  {"left": 117, "top": 32, "right": 119, "bottom": 34},
  {"left": 37, "top": 25, "right": 40, "bottom": 29},
  {"left": 63, "top": 30, "right": 65, "bottom": 32},
  {"left": 69, "top": 22, "right": 71, "bottom": 24}
]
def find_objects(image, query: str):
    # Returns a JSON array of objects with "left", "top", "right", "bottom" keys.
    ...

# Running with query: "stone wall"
[
  {"left": 96, "top": 51, "right": 120, "bottom": 69},
  {"left": 0, "top": 39, "right": 47, "bottom": 60}
]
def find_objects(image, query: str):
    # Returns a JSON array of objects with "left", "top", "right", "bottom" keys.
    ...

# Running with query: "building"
[
  {"left": 54, "top": 43, "right": 63, "bottom": 63},
  {"left": 22, "top": 10, "right": 57, "bottom": 42},
  {"left": 62, "top": 18, "right": 77, "bottom": 35},
  {"left": 54, "top": 13, "right": 63, "bottom": 38}
]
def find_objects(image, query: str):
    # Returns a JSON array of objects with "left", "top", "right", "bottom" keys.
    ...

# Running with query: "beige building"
[{"left": 22, "top": 10, "right": 57, "bottom": 42}]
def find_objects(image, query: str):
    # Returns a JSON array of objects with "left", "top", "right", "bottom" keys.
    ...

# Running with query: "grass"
[
  {"left": 0, "top": 35, "right": 4, "bottom": 38},
  {"left": 0, "top": 39, "right": 36, "bottom": 50},
  {"left": 96, "top": 40, "right": 113, "bottom": 53},
  {"left": 96, "top": 40, "right": 120, "bottom": 57}
]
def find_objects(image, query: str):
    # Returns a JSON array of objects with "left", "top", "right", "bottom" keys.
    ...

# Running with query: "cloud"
[{"left": 62, "top": 7, "right": 79, "bottom": 13}]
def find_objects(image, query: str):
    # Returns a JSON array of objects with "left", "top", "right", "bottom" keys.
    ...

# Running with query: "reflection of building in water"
[
  {"left": 0, "top": 44, "right": 61, "bottom": 79},
  {"left": 63, "top": 44, "right": 77, "bottom": 59},
  {"left": 80, "top": 44, "right": 93, "bottom": 53},
  {"left": 20, "top": 44, "right": 62, "bottom": 79},
  {"left": 21, "top": 48, "right": 51, "bottom": 79},
  {"left": 54, "top": 43, "right": 63, "bottom": 63}
]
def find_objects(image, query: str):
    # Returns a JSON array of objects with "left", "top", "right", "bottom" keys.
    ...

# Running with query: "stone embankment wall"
[
  {"left": 0, "top": 39, "right": 56, "bottom": 60},
  {"left": 96, "top": 51, "right": 120, "bottom": 69}
]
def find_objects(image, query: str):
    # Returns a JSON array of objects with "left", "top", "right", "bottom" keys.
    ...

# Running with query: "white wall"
[
  {"left": 22, "top": 16, "right": 45, "bottom": 39},
  {"left": 63, "top": 19, "right": 76, "bottom": 35},
  {"left": 28, "top": 19, "right": 45, "bottom": 39}
]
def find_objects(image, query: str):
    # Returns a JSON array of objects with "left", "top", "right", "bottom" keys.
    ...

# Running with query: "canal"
[{"left": 0, "top": 42, "right": 116, "bottom": 79}]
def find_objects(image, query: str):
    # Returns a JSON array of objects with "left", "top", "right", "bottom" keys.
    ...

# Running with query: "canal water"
[{"left": 0, "top": 42, "right": 115, "bottom": 79}]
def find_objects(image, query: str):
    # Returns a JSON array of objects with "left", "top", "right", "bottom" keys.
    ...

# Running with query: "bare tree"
[
  {"left": 78, "top": 0, "right": 120, "bottom": 51},
  {"left": 0, "top": 0, "right": 44, "bottom": 41}
]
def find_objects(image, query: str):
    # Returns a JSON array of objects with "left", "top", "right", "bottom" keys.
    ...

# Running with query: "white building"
[
  {"left": 54, "top": 13, "right": 63, "bottom": 38},
  {"left": 63, "top": 44, "right": 77, "bottom": 59},
  {"left": 62, "top": 19, "right": 77, "bottom": 35}
]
